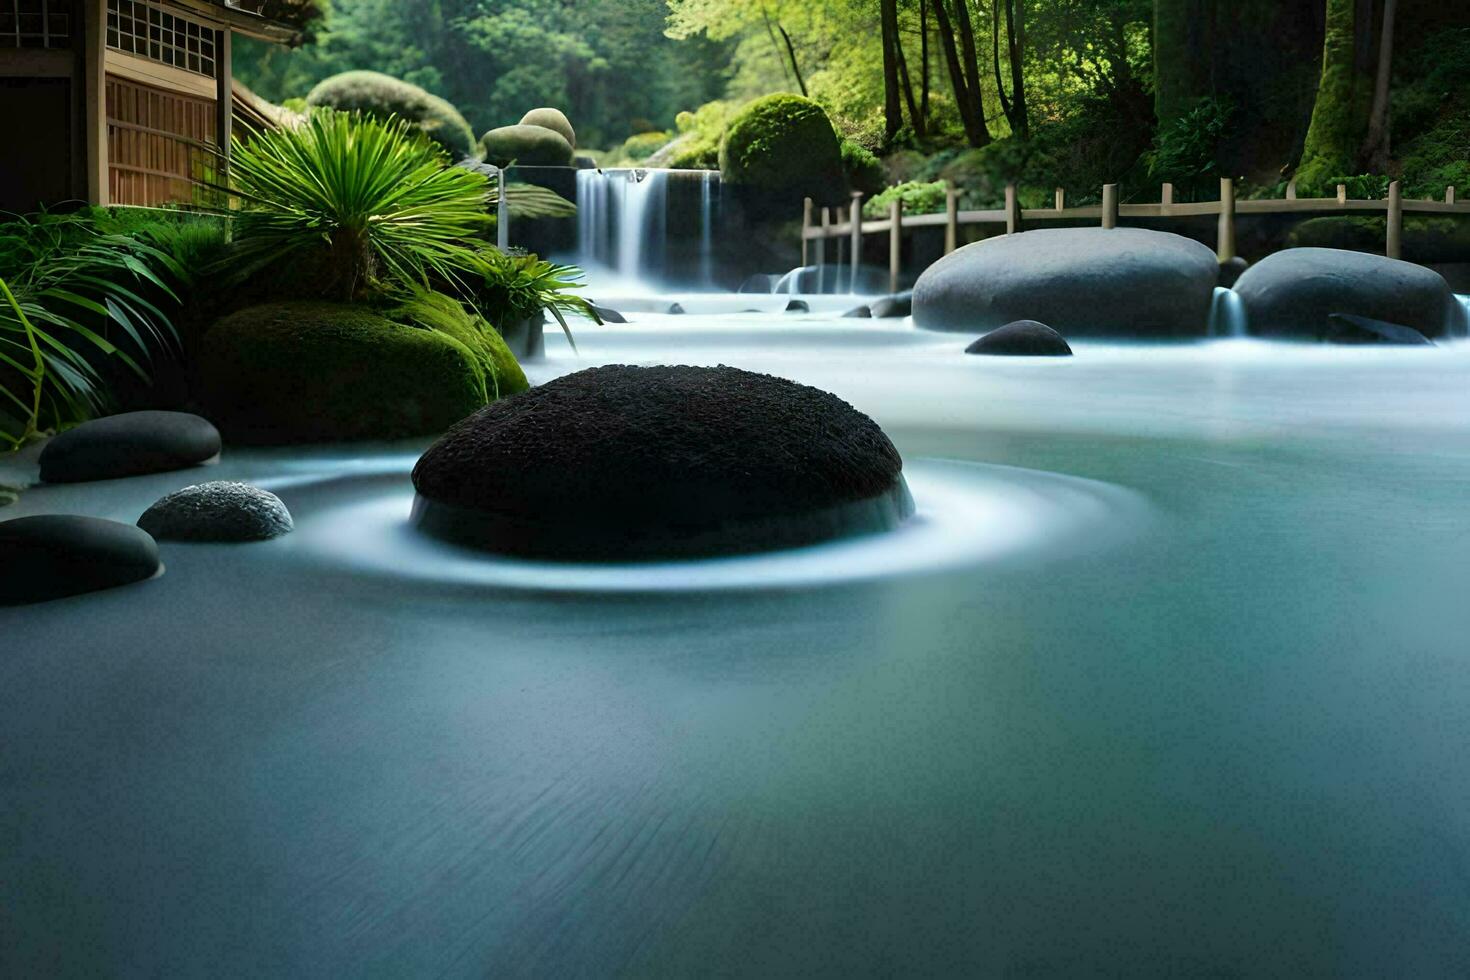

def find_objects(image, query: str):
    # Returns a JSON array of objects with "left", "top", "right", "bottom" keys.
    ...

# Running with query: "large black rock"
[
  {"left": 913, "top": 228, "right": 1219, "bottom": 336},
  {"left": 966, "top": 321, "right": 1073, "bottom": 356},
  {"left": 411, "top": 365, "right": 914, "bottom": 559},
  {"left": 40, "top": 411, "right": 220, "bottom": 484},
  {"left": 1233, "top": 248, "right": 1457, "bottom": 338},
  {"left": 0, "top": 515, "right": 161, "bottom": 605}
]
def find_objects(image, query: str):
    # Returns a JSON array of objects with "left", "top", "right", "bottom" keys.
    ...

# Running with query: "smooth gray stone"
[
  {"left": 1323, "top": 313, "right": 1433, "bottom": 346},
  {"left": 842, "top": 305, "right": 872, "bottom": 318},
  {"left": 785, "top": 299, "right": 810, "bottom": 313},
  {"left": 966, "top": 320, "right": 1073, "bottom": 356},
  {"left": 1233, "top": 248, "right": 1456, "bottom": 338},
  {"left": 40, "top": 411, "right": 220, "bottom": 484},
  {"left": 0, "top": 515, "right": 160, "bottom": 604},
  {"left": 138, "top": 481, "right": 294, "bottom": 542},
  {"left": 869, "top": 291, "right": 913, "bottom": 318},
  {"left": 913, "top": 228, "right": 1219, "bottom": 336},
  {"left": 1218, "top": 256, "right": 1249, "bottom": 288},
  {"left": 590, "top": 304, "right": 627, "bottom": 324},
  {"left": 667, "top": 303, "right": 686, "bottom": 315}
]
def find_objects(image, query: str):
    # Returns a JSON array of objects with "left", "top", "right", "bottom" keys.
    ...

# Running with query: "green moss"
[
  {"left": 621, "top": 131, "right": 672, "bottom": 162},
  {"left": 719, "top": 94, "right": 845, "bottom": 205},
  {"left": 1297, "top": 0, "right": 1374, "bottom": 193},
  {"left": 481, "top": 124, "right": 575, "bottom": 167},
  {"left": 863, "top": 180, "right": 946, "bottom": 219},
  {"left": 841, "top": 140, "right": 886, "bottom": 196},
  {"left": 306, "top": 71, "right": 477, "bottom": 160},
  {"left": 519, "top": 108, "right": 576, "bottom": 148},
  {"left": 199, "top": 302, "right": 488, "bottom": 444},
  {"left": 391, "top": 291, "right": 529, "bottom": 400}
]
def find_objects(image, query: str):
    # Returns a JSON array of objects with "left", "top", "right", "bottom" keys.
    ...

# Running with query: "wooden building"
[{"left": 0, "top": 0, "right": 313, "bottom": 214}]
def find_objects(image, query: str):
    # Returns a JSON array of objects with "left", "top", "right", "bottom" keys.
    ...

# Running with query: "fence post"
[
  {"left": 1448, "top": 186, "right": 1456, "bottom": 205},
  {"left": 849, "top": 191, "right": 863, "bottom": 292},
  {"left": 801, "top": 197, "right": 813, "bottom": 268},
  {"left": 1387, "top": 180, "right": 1403, "bottom": 259},
  {"left": 944, "top": 181, "right": 959, "bottom": 254},
  {"left": 817, "top": 206, "right": 829, "bottom": 282},
  {"left": 1005, "top": 184, "right": 1021, "bottom": 234},
  {"left": 1101, "top": 184, "right": 1118, "bottom": 229},
  {"left": 1055, "top": 187, "right": 1065, "bottom": 211},
  {"left": 889, "top": 199, "right": 902, "bottom": 294},
  {"left": 1161, "top": 183, "right": 1174, "bottom": 208},
  {"left": 1337, "top": 184, "right": 1347, "bottom": 205},
  {"left": 496, "top": 167, "right": 510, "bottom": 250},
  {"left": 1286, "top": 179, "right": 1298, "bottom": 200},
  {"left": 1217, "top": 177, "right": 1236, "bottom": 262}
]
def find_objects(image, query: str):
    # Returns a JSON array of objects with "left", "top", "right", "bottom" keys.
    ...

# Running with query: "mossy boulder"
[
  {"left": 392, "top": 291, "right": 530, "bottom": 400},
  {"left": 841, "top": 139, "right": 887, "bottom": 196},
  {"left": 306, "top": 71, "right": 477, "bottom": 160},
  {"left": 519, "top": 108, "right": 575, "bottom": 148},
  {"left": 719, "top": 94, "right": 846, "bottom": 206},
  {"left": 481, "top": 124, "right": 575, "bottom": 168},
  {"left": 199, "top": 303, "right": 488, "bottom": 444}
]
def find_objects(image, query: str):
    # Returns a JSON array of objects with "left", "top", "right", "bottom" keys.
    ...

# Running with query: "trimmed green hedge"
[
  {"left": 719, "top": 94, "right": 845, "bottom": 205},
  {"left": 306, "top": 71, "right": 477, "bottom": 160},
  {"left": 519, "top": 108, "right": 576, "bottom": 149},
  {"left": 199, "top": 302, "right": 488, "bottom": 444},
  {"left": 481, "top": 124, "right": 575, "bottom": 167}
]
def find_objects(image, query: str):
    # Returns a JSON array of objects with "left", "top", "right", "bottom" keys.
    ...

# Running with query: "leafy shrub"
[
  {"left": 462, "top": 250, "right": 599, "bottom": 352},
  {"left": 621, "top": 131, "right": 672, "bottom": 162},
  {"left": 199, "top": 302, "right": 487, "bottom": 444},
  {"left": 306, "top": 71, "right": 476, "bottom": 160},
  {"left": 719, "top": 94, "right": 845, "bottom": 206},
  {"left": 519, "top": 107, "right": 576, "bottom": 148},
  {"left": 841, "top": 140, "right": 887, "bottom": 196},
  {"left": 392, "top": 289, "right": 528, "bottom": 400},
  {"left": 1325, "top": 174, "right": 1393, "bottom": 200},
  {"left": 1144, "top": 96, "right": 1235, "bottom": 202},
  {"left": 655, "top": 100, "right": 740, "bottom": 169},
  {"left": 225, "top": 109, "right": 492, "bottom": 302},
  {"left": 0, "top": 213, "right": 182, "bottom": 447},
  {"left": 863, "top": 180, "right": 947, "bottom": 219},
  {"left": 481, "top": 124, "right": 575, "bottom": 167},
  {"left": 1288, "top": 215, "right": 1470, "bottom": 263}
]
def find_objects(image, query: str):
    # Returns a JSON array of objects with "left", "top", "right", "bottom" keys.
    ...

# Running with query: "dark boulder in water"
[
  {"left": 1218, "top": 256, "right": 1249, "bottom": 288},
  {"left": 590, "top": 304, "right": 627, "bottom": 324},
  {"left": 966, "top": 321, "right": 1073, "bottom": 356},
  {"left": 842, "top": 305, "right": 872, "bottom": 318},
  {"left": 1323, "top": 313, "right": 1433, "bottom": 346},
  {"left": 40, "top": 411, "right": 220, "bottom": 484},
  {"left": 667, "top": 303, "right": 686, "bottom": 315},
  {"left": 0, "top": 515, "right": 160, "bottom": 605},
  {"left": 869, "top": 292, "right": 913, "bottom": 318},
  {"left": 785, "top": 299, "right": 810, "bottom": 313},
  {"left": 411, "top": 365, "right": 914, "bottom": 559}
]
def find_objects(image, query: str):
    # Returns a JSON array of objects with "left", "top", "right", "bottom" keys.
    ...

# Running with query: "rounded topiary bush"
[
  {"left": 481, "top": 124, "right": 575, "bottom": 167},
  {"left": 199, "top": 302, "right": 488, "bottom": 444},
  {"left": 519, "top": 108, "right": 575, "bottom": 148},
  {"left": 719, "top": 94, "right": 846, "bottom": 205},
  {"left": 306, "top": 71, "right": 477, "bottom": 160}
]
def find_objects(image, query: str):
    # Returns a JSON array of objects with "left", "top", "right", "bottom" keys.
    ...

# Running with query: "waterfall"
[
  {"left": 1208, "top": 287, "right": 1247, "bottom": 338},
  {"left": 700, "top": 171, "right": 716, "bottom": 288},
  {"left": 1456, "top": 294, "right": 1470, "bottom": 337}
]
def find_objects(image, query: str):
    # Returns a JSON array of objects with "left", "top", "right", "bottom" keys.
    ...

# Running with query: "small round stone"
[
  {"left": 411, "top": 364, "right": 914, "bottom": 559},
  {"left": 966, "top": 320, "right": 1073, "bottom": 356},
  {"left": 137, "top": 481, "right": 293, "bottom": 542},
  {"left": 0, "top": 515, "right": 160, "bottom": 605}
]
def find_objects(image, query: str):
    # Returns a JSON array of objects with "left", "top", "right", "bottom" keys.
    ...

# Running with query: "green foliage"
[
  {"left": 841, "top": 140, "right": 886, "bottom": 196},
  {"left": 520, "top": 108, "right": 576, "bottom": 148},
  {"left": 461, "top": 250, "right": 600, "bottom": 353},
  {"left": 1328, "top": 174, "right": 1393, "bottom": 200},
  {"left": 621, "top": 131, "right": 672, "bottom": 162},
  {"left": 306, "top": 70, "right": 477, "bottom": 159},
  {"left": 481, "top": 125, "right": 575, "bottom": 167},
  {"left": 391, "top": 289, "right": 528, "bottom": 400},
  {"left": 1391, "top": 28, "right": 1470, "bottom": 200},
  {"left": 719, "top": 94, "right": 844, "bottom": 204},
  {"left": 199, "top": 301, "right": 487, "bottom": 444},
  {"left": 1297, "top": 0, "right": 1374, "bottom": 194},
  {"left": 224, "top": 109, "right": 492, "bottom": 302},
  {"left": 657, "top": 99, "right": 741, "bottom": 168},
  {"left": 1145, "top": 96, "right": 1235, "bottom": 201},
  {"left": 0, "top": 213, "right": 182, "bottom": 448},
  {"left": 863, "top": 180, "right": 945, "bottom": 219},
  {"left": 1287, "top": 215, "right": 1470, "bottom": 263}
]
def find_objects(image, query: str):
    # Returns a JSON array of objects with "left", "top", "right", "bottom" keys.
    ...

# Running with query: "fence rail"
[{"left": 801, "top": 178, "right": 1469, "bottom": 293}]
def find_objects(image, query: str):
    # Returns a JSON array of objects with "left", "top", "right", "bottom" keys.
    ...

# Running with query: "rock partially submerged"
[
  {"left": 869, "top": 292, "right": 912, "bottom": 318},
  {"left": 39, "top": 411, "right": 220, "bottom": 484},
  {"left": 913, "top": 228, "right": 1219, "bottom": 336},
  {"left": 138, "top": 481, "right": 294, "bottom": 542},
  {"left": 785, "top": 299, "right": 810, "bottom": 313},
  {"left": 1233, "top": 248, "right": 1457, "bottom": 339},
  {"left": 0, "top": 515, "right": 160, "bottom": 605},
  {"left": 966, "top": 321, "right": 1073, "bottom": 356},
  {"left": 411, "top": 365, "right": 913, "bottom": 559},
  {"left": 1322, "top": 313, "right": 1433, "bottom": 345}
]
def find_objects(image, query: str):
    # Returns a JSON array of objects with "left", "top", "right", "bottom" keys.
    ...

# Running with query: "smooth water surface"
[{"left": 4, "top": 310, "right": 1470, "bottom": 975}]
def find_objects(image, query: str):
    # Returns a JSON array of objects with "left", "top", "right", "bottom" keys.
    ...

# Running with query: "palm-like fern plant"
[
  {"left": 464, "top": 250, "right": 601, "bottom": 353},
  {"left": 224, "top": 109, "right": 493, "bottom": 301},
  {"left": 0, "top": 213, "right": 182, "bottom": 448}
]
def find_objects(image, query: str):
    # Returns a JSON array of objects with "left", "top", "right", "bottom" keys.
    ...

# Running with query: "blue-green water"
[{"left": 4, "top": 316, "right": 1470, "bottom": 975}]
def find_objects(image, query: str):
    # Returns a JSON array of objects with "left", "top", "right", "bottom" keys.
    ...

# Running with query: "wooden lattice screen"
[{"left": 106, "top": 74, "right": 217, "bottom": 206}]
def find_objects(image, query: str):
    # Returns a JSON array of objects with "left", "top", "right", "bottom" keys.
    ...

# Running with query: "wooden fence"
[{"left": 801, "top": 178, "right": 1470, "bottom": 294}]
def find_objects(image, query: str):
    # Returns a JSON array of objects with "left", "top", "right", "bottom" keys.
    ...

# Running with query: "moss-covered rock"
[
  {"left": 519, "top": 108, "right": 575, "bottom": 148},
  {"left": 841, "top": 140, "right": 887, "bottom": 196},
  {"left": 392, "top": 291, "right": 530, "bottom": 400},
  {"left": 306, "top": 71, "right": 477, "bottom": 160},
  {"left": 199, "top": 303, "right": 488, "bottom": 444},
  {"left": 481, "top": 124, "right": 575, "bottom": 167},
  {"left": 719, "top": 94, "right": 845, "bottom": 206},
  {"left": 621, "top": 131, "right": 672, "bottom": 162}
]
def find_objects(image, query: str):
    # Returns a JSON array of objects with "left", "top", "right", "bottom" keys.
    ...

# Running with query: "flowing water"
[{"left": 5, "top": 309, "right": 1470, "bottom": 974}]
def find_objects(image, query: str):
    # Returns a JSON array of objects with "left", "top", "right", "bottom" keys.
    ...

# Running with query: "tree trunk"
[
  {"left": 919, "top": 0, "right": 930, "bottom": 129},
  {"left": 1006, "top": 0, "right": 1029, "bottom": 139},
  {"left": 992, "top": 0, "right": 1014, "bottom": 127},
  {"left": 1297, "top": 0, "right": 1379, "bottom": 189},
  {"left": 895, "top": 28, "right": 925, "bottom": 140},
  {"left": 1360, "top": 0, "right": 1396, "bottom": 171},
  {"left": 775, "top": 22, "right": 808, "bottom": 97},
  {"left": 880, "top": 0, "right": 904, "bottom": 141},
  {"left": 931, "top": 0, "right": 990, "bottom": 147}
]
